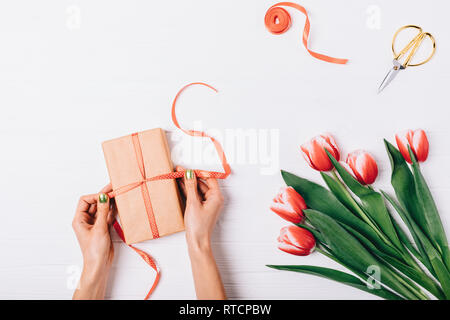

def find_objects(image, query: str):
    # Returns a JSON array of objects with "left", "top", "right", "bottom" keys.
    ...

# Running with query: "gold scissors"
[{"left": 378, "top": 25, "right": 436, "bottom": 93}]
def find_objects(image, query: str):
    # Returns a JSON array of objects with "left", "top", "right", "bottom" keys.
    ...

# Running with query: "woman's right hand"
[
  {"left": 176, "top": 166, "right": 224, "bottom": 249},
  {"left": 176, "top": 166, "right": 227, "bottom": 300}
]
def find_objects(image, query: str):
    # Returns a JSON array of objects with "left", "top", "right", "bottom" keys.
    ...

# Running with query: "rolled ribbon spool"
[{"left": 264, "top": 2, "right": 348, "bottom": 64}]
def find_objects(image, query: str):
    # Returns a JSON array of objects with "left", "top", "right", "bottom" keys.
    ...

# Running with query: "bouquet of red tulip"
[{"left": 268, "top": 130, "right": 450, "bottom": 300}]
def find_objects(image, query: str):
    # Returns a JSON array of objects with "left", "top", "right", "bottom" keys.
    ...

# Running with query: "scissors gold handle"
[
  {"left": 379, "top": 25, "right": 436, "bottom": 93},
  {"left": 392, "top": 25, "right": 436, "bottom": 67}
]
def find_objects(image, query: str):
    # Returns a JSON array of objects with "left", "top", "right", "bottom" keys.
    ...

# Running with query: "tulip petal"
[
  {"left": 340, "top": 160, "right": 359, "bottom": 181},
  {"left": 277, "top": 226, "right": 315, "bottom": 256},
  {"left": 308, "top": 139, "right": 333, "bottom": 171},
  {"left": 285, "top": 226, "right": 315, "bottom": 251},
  {"left": 412, "top": 129, "right": 429, "bottom": 162},
  {"left": 346, "top": 153, "right": 365, "bottom": 184},
  {"left": 277, "top": 242, "right": 310, "bottom": 256},
  {"left": 270, "top": 187, "right": 305, "bottom": 223},
  {"left": 284, "top": 187, "right": 307, "bottom": 215},
  {"left": 358, "top": 153, "right": 378, "bottom": 185},
  {"left": 301, "top": 142, "right": 318, "bottom": 170},
  {"left": 301, "top": 134, "right": 341, "bottom": 171},
  {"left": 396, "top": 130, "right": 413, "bottom": 163},
  {"left": 279, "top": 226, "right": 289, "bottom": 239},
  {"left": 396, "top": 129, "right": 429, "bottom": 163},
  {"left": 321, "top": 133, "right": 340, "bottom": 161},
  {"left": 348, "top": 150, "right": 378, "bottom": 185},
  {"left": 270, "top": 202, "right": 302, "bottom": 223},
  {"left": 273, "top": 192, "right": 283, "bottom": 203}
]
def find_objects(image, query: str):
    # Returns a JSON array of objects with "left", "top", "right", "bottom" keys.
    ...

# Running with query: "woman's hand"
[
  {"left": 72, "top": 184, "right": 116, "bottom": 300},
  {"left": 176, "top": 167, "right": 224, "bottom": 249},
  {"left": 177, "top": 167, "right": 226, "bottom": 300}
]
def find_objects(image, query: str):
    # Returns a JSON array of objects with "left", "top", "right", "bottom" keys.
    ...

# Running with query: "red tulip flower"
[
  {"left": 395, "top": 129, "right": 429, "bottom": 163},
  {"left": 277, "top": 225, "right": 315, "bottom": 256},
  {"left": 301, "top": 134, "right": 340, "bottom": 171},
  {"left": 344, "top": 150, "right": 378, "bottom": 185},
  {"left": 271, "top": 186, "right": 306, "bottom": 224}
]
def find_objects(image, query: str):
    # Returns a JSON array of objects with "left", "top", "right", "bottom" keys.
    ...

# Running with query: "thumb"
[
  {"left": 184, "top": 169, "right": 200, "bottom": 205},
  {"left": 95, "top": 193, "right": 110, "bottom": 228}
]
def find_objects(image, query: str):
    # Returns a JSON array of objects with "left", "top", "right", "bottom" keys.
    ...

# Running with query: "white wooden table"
[{"left": 1, "top": 0, "right": 449, "bottom": 299}]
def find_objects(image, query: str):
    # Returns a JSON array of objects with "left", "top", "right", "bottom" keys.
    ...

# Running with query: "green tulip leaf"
[
  {"left": 382, "top": 190, "right": 450, "bottom": 298},
  {"left": 342, "top": 219, "right": 443, "bottom": 299},
  {"left": 321, "top": 172, "right": 358, "bottom": 213},
  {"left": 408, "top": 146, "right": 450, "bottom": 271},
  {"left": 304, "top": 209, "right": 421, "bottom": 300},
  {"left": 266, "top": 265, "right": 403, "bottom": 300},
  {"left": 281, "top": 170, "right": 395, "bottom": 255},
  {"left": 321, "top": 172, "right": 405, "bottom": 260},
  {"left": 382, "top": 254, "right": 445, "bottom": 300},
  {"left": 382, "top": 190, "right": 434, "bottom": 276},
  {"left": 384, "top": 140, "right": 432, "bottom": 242},
  {"left": 429, "top": 255, "right": 450, "bottom": 299},
  {"left": 326, "top": 150, "right": 403, "bottom": 251},
  {"left": 391, "top": 218, "right": 427, "bottom": 267}
]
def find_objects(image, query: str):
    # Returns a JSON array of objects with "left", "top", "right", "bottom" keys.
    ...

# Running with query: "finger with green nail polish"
[
  {"left": 99, "top": 193, "right": 108, "bottom": 203},
  {"left": 185, "top": 169, "right": 194, "bottom": 180}
]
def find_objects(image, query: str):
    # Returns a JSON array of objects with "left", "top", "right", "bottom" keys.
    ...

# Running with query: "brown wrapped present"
[{"left": 102, "top": 128, "right": 184, "bottom": 244}]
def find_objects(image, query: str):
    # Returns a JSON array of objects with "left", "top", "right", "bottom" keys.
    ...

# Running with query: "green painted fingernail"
[
  {"left": 99, "top": 193, "right": 108, "bottom": 203},
  {"left": 185, "top": 169, "right": 194, "bottom": 180}
]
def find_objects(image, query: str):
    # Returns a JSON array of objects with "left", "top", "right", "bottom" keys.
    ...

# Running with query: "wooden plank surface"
[{"left": 0, "top": 0, "right": 449, "bottom": 299}]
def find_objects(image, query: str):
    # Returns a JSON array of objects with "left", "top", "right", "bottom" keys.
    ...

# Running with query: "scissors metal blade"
[{"left": 378, "top": 60, "right": 404, "bottom": 93}]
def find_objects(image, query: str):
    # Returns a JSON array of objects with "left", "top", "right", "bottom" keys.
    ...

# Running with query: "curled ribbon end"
[
  {"left": 188, "top": 82, "right": 218, "bottom": 93},
  {"left": 223, "top": 164, "right": 232, "bottom": 176},
  {"left": 331, "top": 58, "right": 349, "bottom": 65}
]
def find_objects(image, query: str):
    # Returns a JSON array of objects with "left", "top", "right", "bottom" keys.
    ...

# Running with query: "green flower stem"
[
  {"left": 330, "top": 172, "right": 426, "bottom": 276},
  {"left": 330, "top": 171, "right": 390, "bottom": 244},
  {"left": 316, "top": 246, "right": 334, "bottom": 260},
  {"left": 368, "top": 186, "right": 427, "bottom": 273},
  {"left": 387, "top": 268, "right": 429, "bottom": 300},
  {"left": 397, "top": 239, "right": 428, "bottom": 275},
  {"left": 367, "top": 188, "right": 433, "bottom": 298},
  {"left": 316, "top": 246, "right": 423, "bottom": 300}
]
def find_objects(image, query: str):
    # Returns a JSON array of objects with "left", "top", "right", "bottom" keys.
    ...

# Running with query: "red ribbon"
[
  {"left": 264, "top": 2, "right": 348, "bottom": 64},
  {"left": 108, "top": 82, "right": 231, "bottom": 299},
  {"left": 113, "top": 220, "right": 160, "bottom": 300}
]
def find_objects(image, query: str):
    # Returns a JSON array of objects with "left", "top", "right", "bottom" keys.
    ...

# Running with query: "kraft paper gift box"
[{"left": 102, "top": 128, "right": 184, "bottom": 244}]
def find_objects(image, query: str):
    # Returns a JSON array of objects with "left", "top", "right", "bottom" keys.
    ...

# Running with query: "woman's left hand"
[{"left": 72, "top": 184, "right": 116, "bottom": 299}]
